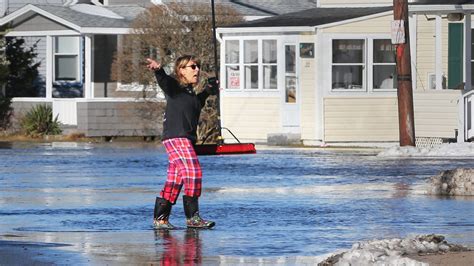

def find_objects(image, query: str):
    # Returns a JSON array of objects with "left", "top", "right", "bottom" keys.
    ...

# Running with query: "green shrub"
[
  {"left": 0, "top": 96, "right": 12, "bottom": 130},
  {"left": 21, "top": 104, "right": 62, "bottom": 136}
]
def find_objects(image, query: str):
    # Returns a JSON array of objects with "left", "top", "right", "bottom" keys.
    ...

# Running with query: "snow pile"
[
  {"left": 377, "top": 143, "right": 474, "bottom": 157},
  {"left": 428, "top": 168, "right": 474, "bottom": 196},
  {"left": 319, "top": 234, "right": 469, "bottom": 266}
]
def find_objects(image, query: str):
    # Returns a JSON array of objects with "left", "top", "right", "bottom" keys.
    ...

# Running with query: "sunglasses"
[{"left": 183, "top": 64, "right": 200, "bottom": 70}]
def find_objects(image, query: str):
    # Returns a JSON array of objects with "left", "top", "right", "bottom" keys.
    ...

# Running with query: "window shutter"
[{"left": 448, "top": 23, "right": 463, "bottom": 89}]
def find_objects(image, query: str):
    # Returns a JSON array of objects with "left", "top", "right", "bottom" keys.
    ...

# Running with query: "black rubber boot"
[
  {"left": 183, "top": 195, "right": 215, "bottom": 229},
  {"left": 153, "top": 197, "right": 175, "bottom": 229}
]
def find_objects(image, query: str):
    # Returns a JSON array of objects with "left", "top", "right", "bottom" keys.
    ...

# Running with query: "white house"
[{"left": 217, "top": 0, "right": 474, "bottom": 146}]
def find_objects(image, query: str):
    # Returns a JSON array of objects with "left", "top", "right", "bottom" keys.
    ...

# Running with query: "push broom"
[{"left": 193, "top": 0, "right": 256, "bottom": 155}]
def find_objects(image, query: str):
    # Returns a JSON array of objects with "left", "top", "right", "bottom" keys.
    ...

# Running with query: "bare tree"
[{"left": 111, "top": 3, "right": 244, "bottom": 143}]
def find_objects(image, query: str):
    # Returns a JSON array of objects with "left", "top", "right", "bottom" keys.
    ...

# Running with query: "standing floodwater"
[{"left": 0, "top": 142, "right": 473, "bottom": 264}]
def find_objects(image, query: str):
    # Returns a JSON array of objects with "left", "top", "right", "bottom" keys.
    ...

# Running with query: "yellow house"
[{"left": 217, "top": 0, "right": 474, "bottom": 146}]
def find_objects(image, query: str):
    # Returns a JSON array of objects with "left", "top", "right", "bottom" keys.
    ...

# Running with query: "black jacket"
[{"left": 154, "top": 68, "right": 216, "bottom": 143}]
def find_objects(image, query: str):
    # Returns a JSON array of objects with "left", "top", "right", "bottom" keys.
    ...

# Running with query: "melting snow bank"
[
  {"left": 318, "top": 234, "right": 470, "bottom": 266},
  {"left": 428, "top": 168, "right": 474, "bottom": 196},
  {"left": 377, "top": 143, "right": 474, "bottom": 157}
]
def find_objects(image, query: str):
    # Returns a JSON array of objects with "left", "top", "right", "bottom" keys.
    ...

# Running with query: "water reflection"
[
  {"left": 392, "top": 182, "right": 411, "bottom": 198},
  {"left": 0, "top": 143, "right": 473, "bottom": 264},
  {"left": 155, "top": 229, "right": 202, "bottom": 266}
]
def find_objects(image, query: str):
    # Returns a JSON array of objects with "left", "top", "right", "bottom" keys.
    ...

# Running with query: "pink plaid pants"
[{"left": 160, "top": 138, "right": 202, "bottom": 204}]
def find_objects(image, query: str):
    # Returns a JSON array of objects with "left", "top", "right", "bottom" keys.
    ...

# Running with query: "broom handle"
[
  {"left": 210, "top": 0, "right": 223, "bottom": 142},
  {"left": 211, "top": 0, "right": 219, "bottom": 79}
]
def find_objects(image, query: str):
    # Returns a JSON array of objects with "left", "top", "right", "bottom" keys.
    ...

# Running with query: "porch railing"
[{"left": 459, "top": 89, "right": 473, "bottom": 142}]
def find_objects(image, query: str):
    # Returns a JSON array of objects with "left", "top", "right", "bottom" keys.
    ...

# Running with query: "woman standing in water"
[{"left": 146, "top": 55, "right": 218, "bottom": 229}]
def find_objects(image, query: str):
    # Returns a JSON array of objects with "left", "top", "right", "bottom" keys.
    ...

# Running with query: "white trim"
[
  {"left": 323, "top": 95, "right": 398, "bottom": 100},
  {"left": 0, "top": 4, "right": 132, "bottom": 36},
  {"left": 11, "top": 97, "right": 164, "bottom": 103},
  {"left": 315, "top": 32, "right": 324, "bottom": 142},
  {"left": 435, "top": 15, "right": 442, "bottom": 90},
  {"left": 217, "top": 27, "right": 315, "bottom": 34},
  {"left": 222, "top": 35, "right": 288, "bottom": 93},
  {"left": 53, "top": 36, "right": 81, "bottom": 83},
  {"left": 80, "top": 28, "right": 131, "bottom": 34},
  {"left": 11, "top": 98, "right": 51, "bottom": 102},
  {"left": 281, "top": 41, "right": 301, "bottom": 130},
  {"left": 6, "top": 28, "right": 131, "bottom": 36},
  {"left": 325, "top": 33, "right": 398, "bottom": 95},
  {"left": 75, "top": 98, "right": 164, "bottom": 102},
  {"left": 410, "top": 5, "right": 474, "bottom": 13},
  {"left": 85, "top": 35, "right": 92, "bottom": 99},
  {"left": 243, "top": 16, "right": 269, "bottom": 21},
  {"left": 46, "top": 36, "right": 53, "bottom": 99},
  {"left": 320, "top": 4, "right": 391, "bottom": 8},
  {"left": 221, "top": 91, "right": 280, "bottom": 98},
  {"left": 0, "top": 5, "right": 81, "bottom": 31},
  {"left": 5, "top": 30, "right": 80, "bottom": 37}
]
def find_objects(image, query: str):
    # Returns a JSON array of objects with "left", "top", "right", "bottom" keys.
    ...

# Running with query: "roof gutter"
[
  {"left": 409, "top": 4, "right": 474, "bottom": 13},
  {"left": 216, "top": 26, "right": 316, "bottom": 35}
]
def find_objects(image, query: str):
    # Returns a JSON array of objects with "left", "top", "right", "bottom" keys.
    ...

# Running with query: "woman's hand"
[
  {"left": 146, "top": 58, "right": 161, "bottom": 71},
  {"left": 206, "top": 77, "right": 220, "bottom": 95}
]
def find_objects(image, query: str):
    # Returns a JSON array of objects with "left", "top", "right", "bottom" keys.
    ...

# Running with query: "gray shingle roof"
[
  {"left": 161, "top": 0, "right": 317, "bottom": 16},
  {"left": 227, "top": 6, "right": 392, "bottom": 28},
  {"left": 34, "top": 4, "right": 144, "bottom": 28}
]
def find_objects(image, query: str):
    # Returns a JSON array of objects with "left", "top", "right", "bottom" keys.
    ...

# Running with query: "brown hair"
[{"left": 174, "top": 55, "right": 201, "bottom": 88}]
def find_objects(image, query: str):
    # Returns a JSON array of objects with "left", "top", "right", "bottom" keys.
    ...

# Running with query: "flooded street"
[{"left": 1, "top": 142, "right": 473, "bottom": 264}]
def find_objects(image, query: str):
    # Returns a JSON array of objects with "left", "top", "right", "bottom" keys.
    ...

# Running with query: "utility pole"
[{"left": 393, "top": 0, "right": 416, "bottom": 146}]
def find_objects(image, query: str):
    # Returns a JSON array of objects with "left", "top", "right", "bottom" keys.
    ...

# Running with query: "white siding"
[
  {"left": 299, "top": 35, "right": 318, "bottom": 142},
  {"left": 323, "top": 14, "right": 392, "bottom": 34},
  {"left": 413, "top": 90, "right": 460, "bottom": 138},
  {"left": 221, "top": 96, "right": 281, "bottom": 142},
  {"left": 324, "top": 97, "right": 399, "bottom": 142},
  {"left": 323, "top": 90, "right": 461, "bottom": 142},
  {"left": 415, "top": 15, "right": 449, "bottom": 91}
]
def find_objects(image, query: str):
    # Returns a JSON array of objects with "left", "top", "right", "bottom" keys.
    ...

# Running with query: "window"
[
  {"left": 332, "top": 39, "right": 365, "bottom": 91},
  {"left": 225, "top": 40, "right": 240, "bottom": 90},
  {"left": 54, "top": 36, "right": 80, "bottom": 82},
  {"left": 243, "top": 40, "right": 258, "bottom": 89},
  {"left": 285, "top": 45, "right": 297, "bottom": 103},
  {"left": 331, "top": 37, "right": 396, "bottom": 92},
  {"left": 262, "top": 40, "right": 277, "bottom": 90},
  {"left": 373, "top": 39, "right": 396, "bottom": 90},
  {"left": 224, "top": 38, "right": 278, "bottom": 91}
]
